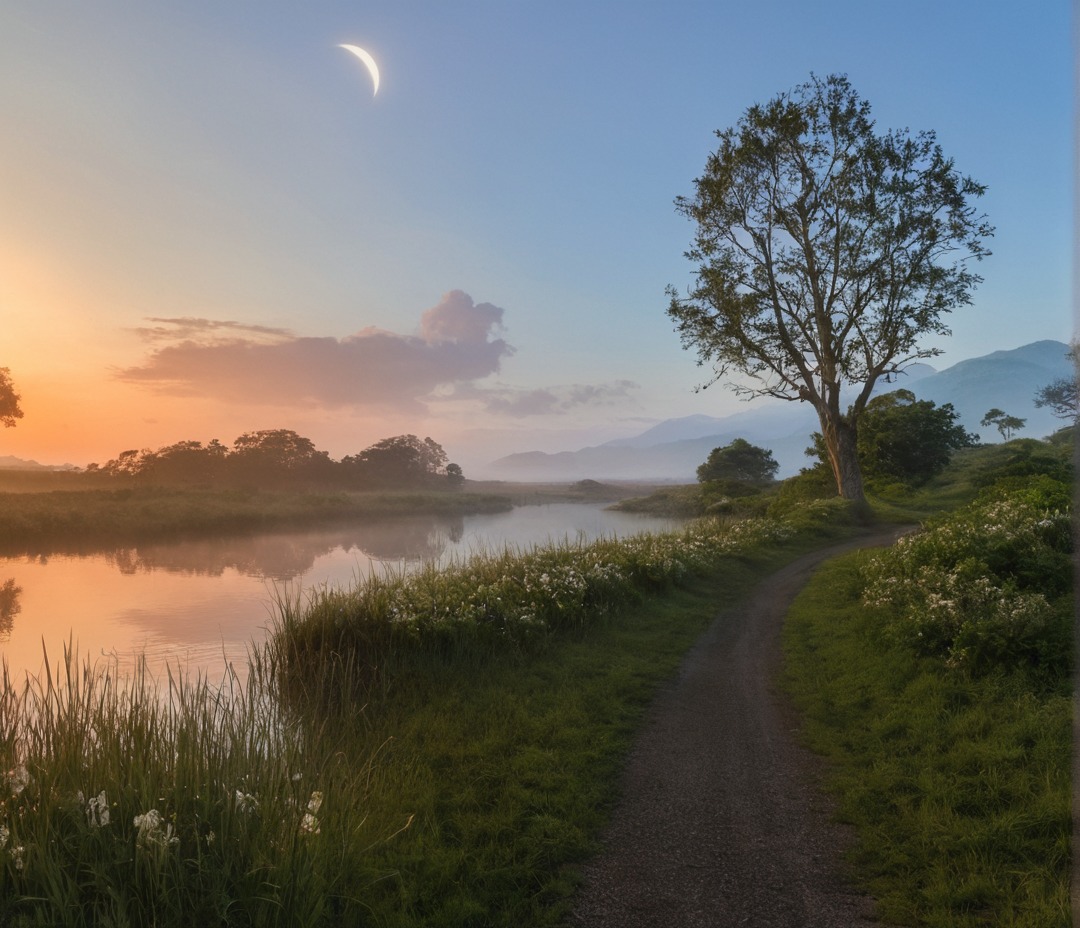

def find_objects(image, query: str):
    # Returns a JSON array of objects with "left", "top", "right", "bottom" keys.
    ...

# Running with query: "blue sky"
[{"left": 1, "top": 1, "right": 1072, "bottom": 470}]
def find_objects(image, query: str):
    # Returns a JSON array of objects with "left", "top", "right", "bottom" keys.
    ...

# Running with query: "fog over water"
[{"left": 0, "top": 504, "right": 684, "bottom": 685}]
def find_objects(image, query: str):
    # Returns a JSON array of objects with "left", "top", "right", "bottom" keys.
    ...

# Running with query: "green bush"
[{"left": 860, "top": 482, "right": 1072, "bottom": 675}]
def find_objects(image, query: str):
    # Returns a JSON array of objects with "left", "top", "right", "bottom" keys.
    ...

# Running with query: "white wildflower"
[
  {"left": 7, "top": 766, "right": 28, "bottom": 797},
  {"left": 83, "top": 790, "right": 110, "bottom": 828},
  {"left": 133, "top": 809, "right": 179, "bottom": 850},
  {"left": 299, "top": 790, "right": 323, "bottom": 835},
  {"left": 234, "top": 790, "right": 258, "bottom": 814}
]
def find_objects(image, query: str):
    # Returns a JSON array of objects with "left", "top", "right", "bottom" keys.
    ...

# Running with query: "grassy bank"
[
  {"left": 783, "top": 477, "right": 1072, "bottom": 925},
  {"left": 0, "top": 502, "right": 855, "bottom": 926},
  {"left": 0, "top": 486, "right": 512, "bottom": 554}
]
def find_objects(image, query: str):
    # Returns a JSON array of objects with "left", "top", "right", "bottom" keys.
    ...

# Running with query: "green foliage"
[
  {"left": 696, "top": 438, "right": 778, "bottom": 484},
  {"left": 970, "top": 437, "right": 1072, "bottom": 486},
  {"left": 88, "top": 433, "right": 463, "bottom": 491},
  {"left": 784, "top": 554, "right": 1070, "bottom": 926},
  {"left": 806, "top": 390, "right": 974, "bottom": 489},
  {"left": 767, "top": 466, "right": 836, "bottom": 515},
  {"left": 860, "top": 480, "right": 1071, "bottom": 676},
  {"left": 341, "top": 434, "right": 451, "bottom": 488},
  {"left": 856, "top": 389, "right": 975, "bottom": 485}
]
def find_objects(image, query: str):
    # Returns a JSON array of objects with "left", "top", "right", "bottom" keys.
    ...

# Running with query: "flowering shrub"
[
  {"left": 861, "top": 482, "right": 1072, "bottom": 672},
  {"left": 277, "top": 510, "right": 811, "bottom": 697}
]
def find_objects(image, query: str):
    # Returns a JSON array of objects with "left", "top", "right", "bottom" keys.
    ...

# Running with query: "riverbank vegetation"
[
  {"left": 0, "top": 486, "right": 512, "bottom": 554},
  {"left": 0, "top": 502, "right": 855, "bottom": 926},
  {"left": 84, "top": 430, "right": 466, "bottom": 491}
]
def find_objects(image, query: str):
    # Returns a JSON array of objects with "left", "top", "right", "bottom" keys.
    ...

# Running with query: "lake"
[{"left": 0, "top": 503, "right": 684, "bottom": 685}]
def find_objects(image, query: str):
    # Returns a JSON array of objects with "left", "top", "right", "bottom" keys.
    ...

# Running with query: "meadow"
[{"left": 0, "top": 434, "right": 1071, "bottom": 926}]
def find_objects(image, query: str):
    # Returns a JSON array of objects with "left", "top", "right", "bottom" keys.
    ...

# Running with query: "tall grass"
[{"left": 0, "top": 643, "right": 393, "bottom": 927}]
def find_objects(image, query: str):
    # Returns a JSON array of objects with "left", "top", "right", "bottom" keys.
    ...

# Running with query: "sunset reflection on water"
[{"left": 0, "top": 505, "right": 684, "bottom": 685}]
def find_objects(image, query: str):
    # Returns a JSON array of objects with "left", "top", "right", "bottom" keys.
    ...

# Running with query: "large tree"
[
  {"left": 667, "top": 74, "right": 992, "bottom": 503},
  {"left": 0, "top": 368, "right": 23, "bottom": 428}
]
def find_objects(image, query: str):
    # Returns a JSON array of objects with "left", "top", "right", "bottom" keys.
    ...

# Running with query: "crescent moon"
[{"left": 338, "top": 44, "right": 380, "bottom": 96}]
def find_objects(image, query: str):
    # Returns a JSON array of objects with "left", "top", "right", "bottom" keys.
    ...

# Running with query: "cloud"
[
  {"left": 118, "top": 291, "right": 514, "bottom": 412},
  {"left": 133, "top": 318, "right": 294, "bottom": 344},
  {"left": 454, "top": 379, "right": 640, "bottom": 418}
]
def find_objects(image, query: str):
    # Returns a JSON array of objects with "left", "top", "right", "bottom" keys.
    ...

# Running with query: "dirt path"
[{"left": 568, "top": 529, "right": 907, "bottom": 928}]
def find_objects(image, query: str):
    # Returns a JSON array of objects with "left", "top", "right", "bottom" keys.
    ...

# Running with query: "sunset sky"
[{"left": 1, "top": 2, "right": 1072, "bottom": 474}]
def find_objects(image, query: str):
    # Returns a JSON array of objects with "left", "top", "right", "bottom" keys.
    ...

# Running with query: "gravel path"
[{"left": 568, "top": 530, "right": 907, "bottom": 928}]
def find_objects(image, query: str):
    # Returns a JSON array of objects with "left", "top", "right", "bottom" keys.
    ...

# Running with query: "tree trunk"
[{"left": 819, "top": 413, "right": 865, "bottom": 503}]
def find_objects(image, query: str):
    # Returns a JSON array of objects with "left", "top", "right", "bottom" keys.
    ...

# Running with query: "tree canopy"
[
  {"left": 342, "top": 434, "right": 451, "bottom": 487},
  {"left": 696, "top": 438, "right": 778, "bottom": 485},
  {"left": 853, "top": 390, "right": 974, "bottom": 486},
  {"left": 89, "top": 432, "right": 462, "bottom": 490},
  {"left": 667, "top": 74, "right": 992, "bottom": 503},
  {"left": 0, "top": 368, "right": 23, "bottom": 428}
]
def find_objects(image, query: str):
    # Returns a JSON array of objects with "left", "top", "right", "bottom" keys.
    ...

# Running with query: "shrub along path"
[{"left": 569, "top": 528, "right": 909, "bottom": 928}]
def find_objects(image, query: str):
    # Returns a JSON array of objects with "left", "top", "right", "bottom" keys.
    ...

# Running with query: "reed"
[{"left": 0, "top": 643, "right": 389, "bottom": 927}]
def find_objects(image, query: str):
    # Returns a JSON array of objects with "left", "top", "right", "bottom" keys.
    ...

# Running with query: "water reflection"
[
  {"left": 0, "top": 579, "right": 21, "bottom": 641},
  {"left": 100, "top": 514, "right": 464, "bottom": 581},
  {"left": 0, "top": 504, "right": 685, "bottom": 683}
]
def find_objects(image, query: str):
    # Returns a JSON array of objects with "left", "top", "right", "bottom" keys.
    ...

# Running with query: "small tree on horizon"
[{"left": 981, "top": 408, "right": 1026, "bottom": 441}]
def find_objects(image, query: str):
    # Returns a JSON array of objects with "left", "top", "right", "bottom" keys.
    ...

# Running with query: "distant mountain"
[
  {"left": 0, "top": 455, "right": 79, "bottom": 471},
  {"left": 489, "top": 342, "right": 1070, "bottom": 482},
  {"left": 905, "top": 340, "right": 1071, "bottom": 441}
]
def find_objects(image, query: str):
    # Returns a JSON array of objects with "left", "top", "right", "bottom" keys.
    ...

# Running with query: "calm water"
[{"left": 0, "top": 504, "right": 683, "bottom": 683}]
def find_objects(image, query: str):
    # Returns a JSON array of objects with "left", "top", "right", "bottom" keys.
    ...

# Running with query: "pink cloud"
[{"left": 118, "top": 291, "right": 513, "bottom": 412}]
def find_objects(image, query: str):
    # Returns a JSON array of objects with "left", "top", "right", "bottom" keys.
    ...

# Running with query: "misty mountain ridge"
[
  {"left": 602, "top": 362, "right": 937, "bottom": 451},
  {"left": 490, "top": 342, "right": 1070, "bottom": 481},
  {"left": 0, "top": 455, "right": 79, "bottom": 471}
]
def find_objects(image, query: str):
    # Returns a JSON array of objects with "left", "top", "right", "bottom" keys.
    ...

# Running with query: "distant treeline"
[{"left": 83, "top": 430, "right": 464, "bottom": 490}]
